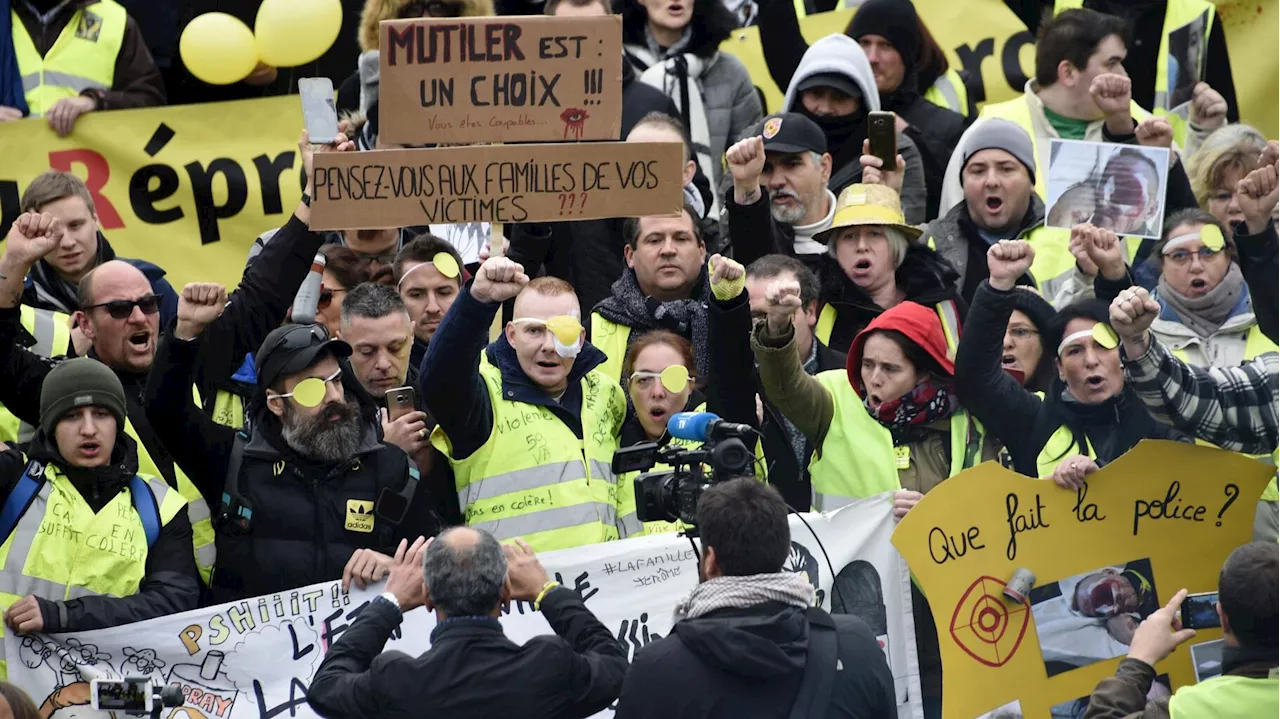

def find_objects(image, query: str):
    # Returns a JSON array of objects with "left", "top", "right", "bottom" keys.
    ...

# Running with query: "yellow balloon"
[
  {"left": 179, "top": 13, "right": 259, "bottom": 86},
  {"left": 255, "top": 0, "right": 343, "bottom": 68}
]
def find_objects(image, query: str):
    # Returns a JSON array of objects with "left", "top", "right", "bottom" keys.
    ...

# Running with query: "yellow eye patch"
[
  {"left": 660, "top": 365, "right": 691, "bottom": 393},
  {"left": 1199, "top": 224, "right": 1225, "bottom": 251},
  {"left": 1091, "top": 323, "right": 1119, "bottom": 350},
  {"left": 432, "top": 252, "right": 460, "bottom": 279},
  {"left": 288, "top": 377, "right": 327, "bottom": 407},
  {"left": 544, "top": 315, "right": 582, "bottom": 346}
]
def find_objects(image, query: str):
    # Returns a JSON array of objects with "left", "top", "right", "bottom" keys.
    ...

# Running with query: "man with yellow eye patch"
[
  {"left": 145, "top": 283, "right": 441, "bottom": 603},
  {"left": 420, "top": 256, "right": 633, "bottom": 552},
  {"left": 955, "top": 240, "right": 1189, "bottom": 486}
]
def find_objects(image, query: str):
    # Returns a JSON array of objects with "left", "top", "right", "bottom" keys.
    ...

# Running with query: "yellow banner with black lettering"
[{"left": 0, "top": 96, "right": 304, "bottom": 290}]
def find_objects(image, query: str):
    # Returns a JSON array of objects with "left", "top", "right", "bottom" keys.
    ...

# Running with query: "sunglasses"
[
  {"left": 318, "top": 286, "right": 347, "bottom": 311},
  {"left": 270, "top": 368, "right": 343, "bottom": 408},
  {"left": 85, "top": 295, "right": 161, "bottom": 319}
]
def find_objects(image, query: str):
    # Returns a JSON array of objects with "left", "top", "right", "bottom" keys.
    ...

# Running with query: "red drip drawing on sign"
[
  {"left": 561, "top": 108, "right": 589, "bottom": 140},
  {"left": 948, "top": 575, "right": 1029, "bottom": 668}
]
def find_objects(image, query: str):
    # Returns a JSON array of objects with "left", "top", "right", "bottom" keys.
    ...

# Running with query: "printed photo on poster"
[
  {"left": 1167, "top": 10, "right": 1211, "bottom": 111},
  {"left": 1048, "top": 674, "right": 1171, "bottom": 719},
  {"left": 973, "top": 699, "right": 1023, "bottom": 718},
  {"left": 1191, "top": 639, "right": 1224, "bottom": 682},
  {"left": 1046, "top": 140, "right": 1170, "bottom": 240},
  {"left": 1029, "top": 558, "right": 1161, "bottom": 677}
]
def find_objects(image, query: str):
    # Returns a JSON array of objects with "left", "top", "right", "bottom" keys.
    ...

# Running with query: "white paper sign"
[{"left": 7, "top": 496, "right": 920, "bottom": 719}]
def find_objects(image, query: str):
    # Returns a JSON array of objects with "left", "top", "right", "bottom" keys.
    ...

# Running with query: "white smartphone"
[
  {"left": 90, "top": 678, "right": 153, "bottom": 713},
  {"left": 299, "top": 77, "right": 339, "bottom": 143}
]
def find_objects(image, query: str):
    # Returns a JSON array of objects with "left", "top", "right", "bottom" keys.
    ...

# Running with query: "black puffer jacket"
[
  {"left": 817, "top": 244, "right": 965, "bottom": 355},
  {"left": 145, "top": 331, "right": 444, "bottom": 603}
]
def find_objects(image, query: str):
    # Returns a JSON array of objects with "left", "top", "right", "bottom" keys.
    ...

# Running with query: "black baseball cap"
[
  {"left": 759, "top": 113, "right": 827, "bottom": 155},
  {"left": 256, "top": 323, "right": 352, "bottom": 391},
  {"left": 795, "top": 73, "right": 863, "bottom": 103}
]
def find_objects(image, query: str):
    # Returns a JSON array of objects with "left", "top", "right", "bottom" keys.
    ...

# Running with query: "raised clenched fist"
[
  {"left": 175, "top": 283, "right": 228, "bottom": 340},
  {"left": 470, "top": 257, "right": 529, "bottom": 304},
  {"left": 1189, "top": 82, "right": 1227, "bottom": 131},
  {"left": 1135, "top": 117, "right": 1173, "bottom": 150},
  {"left": 986, "top": 240, "right": 1035, "bottom": 291},
  {"left": 726, "top": 136, "right": 766, "bottom": 190},
  {"left": 3, "top": 211, "right": 63, "bottom": 269},
  {"left": 763, "top": 279, "right": 802, "bottom": 334},
  {"left": 1089, "top": 73, "right": 1132, "bottom": 117},
  {"left": 1109, "top": 286, "right": 1161, "bottom": 341},
  {"left": 1236, "top": 163, "right": 1279, "bottom": 235}
]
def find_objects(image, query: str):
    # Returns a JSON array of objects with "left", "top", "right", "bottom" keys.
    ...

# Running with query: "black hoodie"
[{"left": 614, "top": 602, "right": 896, "bottom": 719}]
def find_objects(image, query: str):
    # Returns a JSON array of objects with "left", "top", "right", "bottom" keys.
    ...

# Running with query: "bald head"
[
  {"left": 422, "top": 527, "right": 508, "bottom": 618},
  {"left": 75, "top": 260, "right": 160, "bottom": 373}
]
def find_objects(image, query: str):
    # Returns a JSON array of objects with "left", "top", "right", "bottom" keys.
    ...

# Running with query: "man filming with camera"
[{"left": 613, "top": 478, "right": 896, "bottom": 719}]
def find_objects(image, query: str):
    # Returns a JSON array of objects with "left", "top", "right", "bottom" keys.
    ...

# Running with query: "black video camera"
[{"left": 611, "top": 435, "right": 755, "bottom": 533}]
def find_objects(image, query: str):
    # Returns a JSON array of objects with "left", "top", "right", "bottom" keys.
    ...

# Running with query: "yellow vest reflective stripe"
[
  {"left": 0, "top": 306, "right": 73, "bottom": 445},
  {"left": 121, "top": 417, "right": 215, "bottom": 584},
  {"left": 1054, "top": 0, "right": 1214, "bottom": 146},
  {"left": 192, "top": 385, "right": 247, "bottom": 429},
  {"left": 11, "top": 0, "right": 125, "bottom": 116},
  {"left": 816, "top": 302, "right": 962, "bottom": 357},
  {"left": 924, "top": 69, "right": 971, "bottom": 117},
  {"left": 1035, "top": 424, "right": 1096, "bottom": 478},
  {"left": 1171, "top": 325, "right": 1279, "bottom": 476},
  {"left": 981, "top": 93, "right": 1152, "bottom": 201},
  {"left": 0, "top": 463, "right": 184, "bottom": 679},
  {"left": 1168, "top": 674, "right": 1278, "bottom": 719},
  {"left": 808, "top": 370, "right": 980, "bottom": 510},
  {"left": 431, "top": 359, "right": 630, "bottom": 552},
  {"left": 589, "top": 314, "right": 631, "bottom": 382}
]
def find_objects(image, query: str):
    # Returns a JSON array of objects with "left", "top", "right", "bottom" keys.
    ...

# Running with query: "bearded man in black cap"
[
  {"left": 145, "top": 283, "right": 442, "bottom": 603},
  {"left": 0, "top": 357, "right": 199, "bottom": 646}
]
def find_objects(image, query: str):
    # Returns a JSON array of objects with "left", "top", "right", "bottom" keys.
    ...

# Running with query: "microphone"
[{"left": 667, "top": 412, "right": 753, "bottom": 442}]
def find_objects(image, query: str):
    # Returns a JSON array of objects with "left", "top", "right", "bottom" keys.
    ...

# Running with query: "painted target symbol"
[{"left": 949, "top": 576, "right": 1029, "bottom": 668}]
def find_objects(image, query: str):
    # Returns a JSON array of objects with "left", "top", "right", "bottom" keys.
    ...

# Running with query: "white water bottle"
[{"left": 291, "top": 251, "right": 327, "bottom": 325}]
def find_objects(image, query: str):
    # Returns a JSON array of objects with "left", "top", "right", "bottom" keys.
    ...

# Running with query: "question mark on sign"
[{"left": 1216, "top": 484, "right": 1240, "bottom": 527}]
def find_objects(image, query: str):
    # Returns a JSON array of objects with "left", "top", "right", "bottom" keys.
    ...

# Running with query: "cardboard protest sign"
[
  {"left": 892, "top": 441, "right": 1272, "bottom": 719},
  {"left": 379, "top": 16, "right": 623, "bottom": 144},
  {"left": 7, "top": 498, "right": 922, "bottom": 719},
  {"left": 308, "top": 142, "right": 684, "bottom": 230},
  {"left": 1045, "top": 139, "right": 1171, "bottom": 241}
]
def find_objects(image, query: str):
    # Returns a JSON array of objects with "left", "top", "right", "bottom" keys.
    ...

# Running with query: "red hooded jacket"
[{"left": 846, "top": 301, "right": 955, "bottom": 399}]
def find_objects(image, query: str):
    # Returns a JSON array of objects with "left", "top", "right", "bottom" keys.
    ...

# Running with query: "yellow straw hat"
[{"left": 821, "top": 184, "right": 923, "bottom": 241}]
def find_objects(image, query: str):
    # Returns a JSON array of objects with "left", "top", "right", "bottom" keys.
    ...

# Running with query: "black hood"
[{"left": 672, "top": 603, "right": 808, "bottom": 679}]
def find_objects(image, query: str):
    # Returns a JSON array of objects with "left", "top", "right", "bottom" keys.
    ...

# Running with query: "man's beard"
[
  {"left": 280, "top": 397, "right": 364, "bottom": 463},
  {"left": 768, "top": 189, "right": 808, "bottom": 224}
]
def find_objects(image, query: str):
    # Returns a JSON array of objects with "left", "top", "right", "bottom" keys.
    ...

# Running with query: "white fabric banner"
[{"left": 7, "top": 495, "right": 919, "bottom": 719}]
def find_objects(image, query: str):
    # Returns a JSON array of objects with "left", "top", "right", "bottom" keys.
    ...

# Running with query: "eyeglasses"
[
  {"left": 318, "top": 286, "right": 347, "bottom": 310},
  {"left": 628, "top": 365, "right": 693, "bottom": 393},
  {"left": 270, "top": 368, "right": 343, "bottom": 408},
  {"left": 85, "top": 295, "right": 161, "bottom": 319},
  {"left": 1007, "top": 327, "right": 1039, "bottom": 341},
  {"left": 1165, "top": 247, "right": 1221, "bottom": 266}
]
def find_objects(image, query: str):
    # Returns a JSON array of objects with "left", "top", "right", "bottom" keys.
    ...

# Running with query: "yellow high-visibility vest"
[
  {"left": 1055, "top": 0, "right": 1214, "bottom": 146},
  {"left": 1168, "top": 674, "right": 1277, "bottom": 719},
  {"left": 590, "top": 314, "right": 632, "bottom": 383},
  {"left": 11, "top": 0, "right": 124, "bottom": 115},
  {"left": 924, "top": 69, "right": 971, "bottom": 118},
  {"left": 0, "top": 462, "right": 186, "bottom": 678},
  {"left": 808, "top": 369, "right": 983, "bottom": 510},
  {"left": 431, "top": 358, "right": 635, "bottom": 551},
  {"left": 0, "top": 306, "right": 73, "bottom": 445}
]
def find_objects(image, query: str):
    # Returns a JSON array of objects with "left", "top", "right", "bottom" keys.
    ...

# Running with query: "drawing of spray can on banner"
[{"left": 165, "top": 651, "right": 239, "bottom": 719}]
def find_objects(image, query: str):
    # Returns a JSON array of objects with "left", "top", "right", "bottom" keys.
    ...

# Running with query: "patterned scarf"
[
  {"left": 594, "top": 267, "right": 711, "bottom": 378},
  {"left": 867, "top": 377, "right": 958, "bottom": 429},
  {"left": 673, "top": 572, "right": 815, "bottom": 621}
]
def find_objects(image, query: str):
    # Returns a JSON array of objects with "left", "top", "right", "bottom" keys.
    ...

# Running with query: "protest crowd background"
[{"left": 0, "top": 0, "right": 1277, "bottom": 718}]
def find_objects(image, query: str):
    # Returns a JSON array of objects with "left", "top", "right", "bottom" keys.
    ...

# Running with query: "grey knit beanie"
[
  {"left": 39, "top": 358, "right": 127, "bottom": 436},
  {"left": 962, "top": 119, "right": 1037, "bottom": 183}
]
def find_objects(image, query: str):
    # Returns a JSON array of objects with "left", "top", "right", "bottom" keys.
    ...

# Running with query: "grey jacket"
[
  {"left": 625, "top": 44, "right": 763, "bottom": 192},
  {"left": 923, "top": 194, "right": 1048, "bottom": 291}
]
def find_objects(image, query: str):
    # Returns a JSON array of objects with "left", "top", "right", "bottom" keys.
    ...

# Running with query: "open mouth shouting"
[{"left": 77, "top": 439, "right": 102, "bottom": 459}]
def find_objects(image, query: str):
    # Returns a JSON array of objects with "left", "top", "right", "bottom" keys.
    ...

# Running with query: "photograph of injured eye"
[{"left": 1046, "top": 141, "right": 1170, "bottom": 239}]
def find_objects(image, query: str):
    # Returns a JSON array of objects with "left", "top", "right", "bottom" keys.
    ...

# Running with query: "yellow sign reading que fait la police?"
[
  {"left": 892, "top": 441, "right": 1272, "bottom": 719},
  {"left": 0, "top": 0, "right": 1274, "bottom": 292}
]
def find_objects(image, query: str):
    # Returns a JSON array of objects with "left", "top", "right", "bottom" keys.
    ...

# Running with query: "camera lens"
[{"left": 711, "top": 439, "right": 751, "bottom": 474}]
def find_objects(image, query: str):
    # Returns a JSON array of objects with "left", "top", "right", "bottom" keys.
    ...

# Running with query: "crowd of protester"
[{"left": 1, "top": 0, "right": 1277, "bottom": 717}]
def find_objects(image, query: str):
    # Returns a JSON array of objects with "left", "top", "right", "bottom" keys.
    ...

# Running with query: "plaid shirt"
[{"left": 1123, "top": 335, "right": 1278, "bottom": 454}]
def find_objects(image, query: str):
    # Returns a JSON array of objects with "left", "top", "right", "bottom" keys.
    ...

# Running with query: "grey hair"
[
  {"left": 339, "top": 282, "right": 410, "bottom": 330},
  {"left": 827, "top": 225, "right": 910, "bottom": 268},
  {"left": 422, "top": 528, "right": 508, "bottom": 617},
  {"left": 807, "top": 151, "right": 823, "bottom": 167}
]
